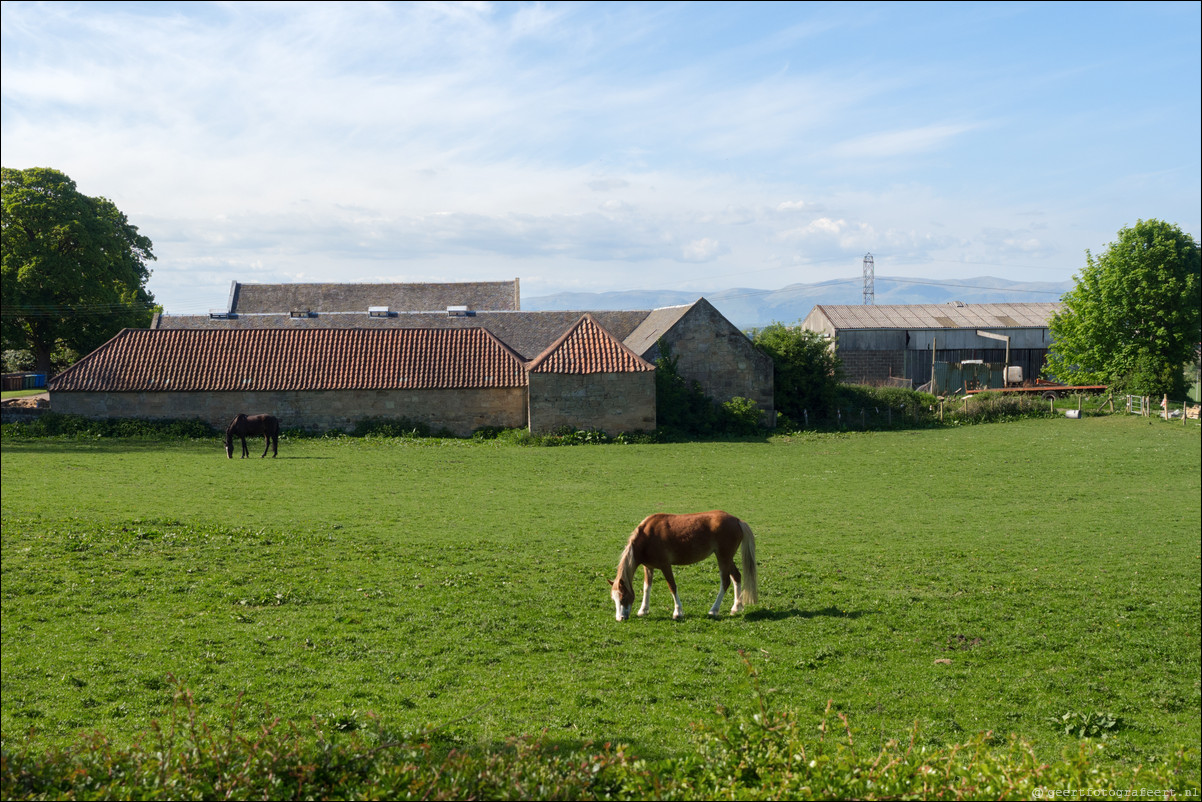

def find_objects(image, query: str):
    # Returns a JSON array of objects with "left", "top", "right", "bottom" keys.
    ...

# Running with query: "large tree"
[
  {"left": 1045, "top": 219, "right": 1200, "bottom": 398},
  {"left": 2, "top": 167, "right": 156, "bottom": 376}
]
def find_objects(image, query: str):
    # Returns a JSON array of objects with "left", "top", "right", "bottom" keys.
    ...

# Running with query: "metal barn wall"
[{"left": 835, "top": 330, "right": 1052, "bottom": 386}]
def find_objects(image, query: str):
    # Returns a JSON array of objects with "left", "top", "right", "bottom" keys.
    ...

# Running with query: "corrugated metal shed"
[
  {"left": 528, "top": 315, "right": 656, "bottom": 374},
  {"left": 48, "top": 328, "right": 529, "bottom": 392},
  {"left": 812, "top": 302, "right": 1061, "bottom": 330}
]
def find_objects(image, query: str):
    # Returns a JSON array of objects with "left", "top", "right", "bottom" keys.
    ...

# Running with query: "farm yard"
[{"left": 1, "top": 415, "right": 1199, "bottom": 797}]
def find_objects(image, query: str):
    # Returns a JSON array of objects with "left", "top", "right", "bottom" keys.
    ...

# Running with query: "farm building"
[
  {"left": 52, "top": 281, "right": 772, "bottom": 433},
  {"left": 801, "top": 302, "right": 1061, "bottom": 388},
  {"left": 47, "top": 318, "right": 656, "bottom": 436}
]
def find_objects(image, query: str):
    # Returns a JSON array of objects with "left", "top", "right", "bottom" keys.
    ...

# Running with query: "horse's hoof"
[{"left": 637, "top": 609, "right": 648, "bottom": 617}]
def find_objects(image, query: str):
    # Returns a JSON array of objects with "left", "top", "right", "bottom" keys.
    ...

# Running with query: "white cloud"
[
  {"left": 2, "top": 3, "right": 1197, "bottom": 312},
  {"left": 828, "top": 123, "right": 980, "bottom": 160},
  {"left": 681, "top": 238, "right": 722, "bottom": 262}
]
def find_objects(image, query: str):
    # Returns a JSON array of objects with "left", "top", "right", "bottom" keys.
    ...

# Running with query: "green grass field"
[
  {"left": 0, "top": 389, "right": 45, "bottom": 400},
  {"left": 2, "top": 416, "right": 1199, "bottom": 784}
]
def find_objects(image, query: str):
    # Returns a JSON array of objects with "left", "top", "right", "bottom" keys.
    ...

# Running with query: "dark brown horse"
[
  {"left": 609, "top": 510, "right": 758, "bottom": 621},
  {"left": 225, "top": 414, "right": 280, "bottom": 459}
]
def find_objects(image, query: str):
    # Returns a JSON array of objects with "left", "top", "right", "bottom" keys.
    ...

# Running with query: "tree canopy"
[
  {"left": 1044, "top": 219, "right": 1200, "bottom": 398},
  {"left": 753, "top": 324, "right": 842, "bottom": 425},
  {"left": 2, "top": 167, "right": 156, "bottom": 375}
]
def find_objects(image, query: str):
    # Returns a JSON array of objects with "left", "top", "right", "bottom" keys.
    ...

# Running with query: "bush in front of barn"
[
  {"left": 1, "top": 412, "right": 216, "bottom": 439},
  {"left": 948, "top": 391, "right": 1060, "bottom": 425}
]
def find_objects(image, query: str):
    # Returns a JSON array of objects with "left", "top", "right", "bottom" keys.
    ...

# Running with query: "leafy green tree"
[
  {"left": 753, "top": 324, "right": 842, "bottom": 424},
  {"left": 1045, "top": 220, "right": 1200, "bottom": 397},
  {"left": 2, "top": 167, "right": 156, "bottom": 376}
]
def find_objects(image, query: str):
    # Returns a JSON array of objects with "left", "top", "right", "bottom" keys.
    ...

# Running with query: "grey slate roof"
[
  {"left": 622, "top": 305, "right": 694, "bottom": 358},
  {"left": 811, "top": 302, "right": 1062, "bottom": 330},
  {"left": 227, "top": 280, "right": 520, "bottom": 314},
  {"left": 154, "top": 309, "right": 652, "bottom": 360}
]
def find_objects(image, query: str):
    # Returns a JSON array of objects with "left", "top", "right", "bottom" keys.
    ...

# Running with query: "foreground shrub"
[{"left": 3, "top": 667, "right": 1194, "bottom": 801}]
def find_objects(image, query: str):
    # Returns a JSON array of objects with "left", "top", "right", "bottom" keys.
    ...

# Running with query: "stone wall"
[
  {"left": 50, "top": 387, "right": 527, "bottom": 437},
  {"left": 654, "top": 300, "right": 775, "bottom": 423},
  {"left": 528, "top": 372, "right": 655, "bottom": 435}
]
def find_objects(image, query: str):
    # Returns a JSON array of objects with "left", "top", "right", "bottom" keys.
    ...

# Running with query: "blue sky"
[{"left": 2, "top": 1, "right": 1199, "bottom": 314}]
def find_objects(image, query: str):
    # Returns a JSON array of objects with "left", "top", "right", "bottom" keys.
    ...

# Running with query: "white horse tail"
[{"left": 738, "top": 519, "right": 758, "bottom": 605}]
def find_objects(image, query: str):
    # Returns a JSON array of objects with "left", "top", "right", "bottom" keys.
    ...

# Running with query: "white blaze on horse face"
[{"left": 612, "top": 586, "right": 629, "bottom": 621}]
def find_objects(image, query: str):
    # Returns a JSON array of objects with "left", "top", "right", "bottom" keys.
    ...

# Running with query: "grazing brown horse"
[
  {"left": 610, "top": 510, "right": 758, "bottom": 621},
  {"left": 225, "top": 413, "right": 280, "bottom": 459}
]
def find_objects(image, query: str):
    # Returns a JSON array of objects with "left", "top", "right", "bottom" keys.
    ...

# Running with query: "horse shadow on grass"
[{"left": 744, "top": 605, "right": 872, "bottom": 622}]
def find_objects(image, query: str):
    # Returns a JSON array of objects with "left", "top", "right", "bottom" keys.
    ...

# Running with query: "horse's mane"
[{"left": 614, "top": 540, "right": 638, "bottom": 594}]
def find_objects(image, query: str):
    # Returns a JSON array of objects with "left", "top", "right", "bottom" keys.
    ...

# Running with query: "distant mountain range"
[{"left": 524, "top": 276, "right": 1072, "bottom": 329}]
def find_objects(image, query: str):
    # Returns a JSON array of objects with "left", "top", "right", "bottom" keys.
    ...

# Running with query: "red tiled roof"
[
  {"left": 49, "top": 328, "right": 528, "bottom": 392},
  {"left": 527, "top": 314, "right": 656, "bottom": 374}
]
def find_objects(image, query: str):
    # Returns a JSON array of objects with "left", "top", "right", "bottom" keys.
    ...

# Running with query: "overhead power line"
[
  {"left": 703, "top": 275, "right": 1066, "bottom": 304},
  {"left": 1, "top": 302, "right": 158, "bottom": 318}
]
